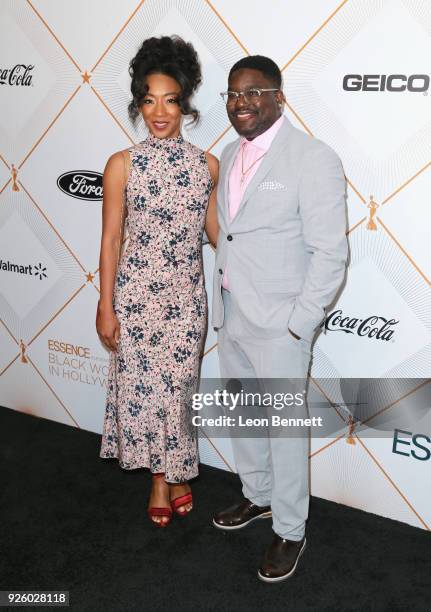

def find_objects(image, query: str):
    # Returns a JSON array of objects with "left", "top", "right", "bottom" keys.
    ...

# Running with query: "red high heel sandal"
[
  {"left": 171, "top": 489, "right": 193, "bottom": 517},
  {"left": 147, "top": 473, "right": 172, "bottom": 528}
]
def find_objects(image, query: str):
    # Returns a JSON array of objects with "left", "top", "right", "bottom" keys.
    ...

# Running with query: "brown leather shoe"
[
  {"left": 213, "top": 498, "right": 271, "bottom": 530},
  {"left": 258, "top": 533, "right": 306, "bottom": 583}
]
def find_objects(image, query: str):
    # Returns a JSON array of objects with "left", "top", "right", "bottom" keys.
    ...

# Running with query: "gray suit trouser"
[{"left": 217, "top": 289, "right": 311, "bottom": 541}]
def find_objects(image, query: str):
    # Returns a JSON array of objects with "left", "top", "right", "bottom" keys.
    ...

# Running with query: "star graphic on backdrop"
[
  {"left": 86, "top": 272, "right": 94, "bottom": 282},
  {"left": 81, "top": 71, "right": 91, "bottom": 84}
]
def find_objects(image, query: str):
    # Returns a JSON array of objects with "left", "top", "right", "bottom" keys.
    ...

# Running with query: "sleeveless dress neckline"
[{"left": 143, "top": 132, "right": 185, "bottom": 148}]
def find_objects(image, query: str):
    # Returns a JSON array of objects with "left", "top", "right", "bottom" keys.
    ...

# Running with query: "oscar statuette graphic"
[
  {"left": 19, "top": 339, "right": 28, "bottom": 364},
  {"left": 346, "top": 414, "right": 356, "bottom": 445},
  {"left": 11, "top": 164, "right": 19, "bottom": 192},
  {"left": 366, "top": 195, "right": 379, "bottom": 231}
]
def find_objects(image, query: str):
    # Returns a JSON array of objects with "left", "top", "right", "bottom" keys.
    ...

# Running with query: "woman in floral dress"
[{"left": 96, "top": 36, "right": 218, "bottom": 526}]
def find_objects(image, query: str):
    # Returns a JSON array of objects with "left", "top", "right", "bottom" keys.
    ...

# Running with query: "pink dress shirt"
[{"left": 222, "top": 115, "right": 285, "bottom": 290}]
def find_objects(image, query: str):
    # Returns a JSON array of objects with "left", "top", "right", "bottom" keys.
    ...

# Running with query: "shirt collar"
[{"left": 241, "top": 114, "right": 285, "bottom": 152}]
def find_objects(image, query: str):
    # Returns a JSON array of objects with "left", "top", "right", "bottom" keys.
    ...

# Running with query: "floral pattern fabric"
[{"left": 99, "top": 133, "right": 212, "bottom": 482}]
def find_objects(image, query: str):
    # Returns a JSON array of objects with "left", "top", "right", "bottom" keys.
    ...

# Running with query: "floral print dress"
[{"left": 99, "top": 133, "right": 212, "bottom": 482}]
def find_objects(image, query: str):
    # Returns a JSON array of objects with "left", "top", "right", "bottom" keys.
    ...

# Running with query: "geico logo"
[
  {"left": 323, "top": 309, "right": 398, "bottom": 341},
  {"left": 57, "top": 171, "right": 103, "bottom": 201},
  {"left": 48, "top": 339, "right": 90, "bottom": 358},
  {"left": 343, "top": 74, "right": 430, "bottom": 92},
  {"left": 392, "top": 428, "right": 431, "bottom": 461},
  {"left": 0, "top": 64, "right": 34, "bottom": 86}
]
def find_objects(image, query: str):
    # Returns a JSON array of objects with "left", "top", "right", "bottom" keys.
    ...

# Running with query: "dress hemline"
[{"left": 99, "top": 452, "right": 199, "bottom": 482}]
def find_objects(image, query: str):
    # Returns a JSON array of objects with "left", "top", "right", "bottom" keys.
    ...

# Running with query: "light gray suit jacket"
[{"left": 212, "top": 116, "right": 348, "bottom": 342}]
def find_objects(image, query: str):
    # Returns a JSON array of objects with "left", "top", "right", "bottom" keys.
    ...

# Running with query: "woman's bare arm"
[
  {"left": 204, "top": 151, "right": 219, "bottom": 248},
  {"left": 96, "top": 150, "right": 129, "bottom": 351}
]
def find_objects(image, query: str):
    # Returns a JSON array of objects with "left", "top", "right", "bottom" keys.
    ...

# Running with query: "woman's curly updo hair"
[{"left": 128, "top": 35, "right": 202, "bottom": 125}]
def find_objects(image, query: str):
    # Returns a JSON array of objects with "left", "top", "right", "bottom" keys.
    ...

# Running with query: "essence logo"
[
  {"left": 0, "top": 259, "right": 47, "bottom": 280},
  {"left": 392, "top": 428, "right": 431, "bottom": 461},
  {"left": 343, "top": 74, "right": 430, "bottom": 93},
  {"left": 48, "top": 339, "right": 90, "bottom": 358},
  {"left": 323, "top": 309, "right": 399, "bottom": 341},
  {"left": 57, "top": 171, "right": 103, "bottom": 201},
  {"left": 0, "top": 64, "right": 34, "bottom": 86}
]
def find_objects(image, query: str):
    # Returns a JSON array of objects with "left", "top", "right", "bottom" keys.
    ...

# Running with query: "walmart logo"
[{"left": 0, "top": 259, "right": 48, "bottom": 280}]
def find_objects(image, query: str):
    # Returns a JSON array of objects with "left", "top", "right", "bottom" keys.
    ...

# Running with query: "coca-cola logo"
[
  {"left": 57, "top": 171, "right": 103, "bottom": 201},
  {"left": 323, "top": 309, "right": 399, "bottom": 341},
  {"left": 0, "top": 64, "right": 34, "bottom": 86}
]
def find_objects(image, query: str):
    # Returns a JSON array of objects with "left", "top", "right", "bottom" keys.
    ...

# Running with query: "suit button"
[
  {"left": 218, "top": 268, "right": 223, "bottom": 274},
  {"left": 227, "top": 234, "right": 233, "bottom": 241}
]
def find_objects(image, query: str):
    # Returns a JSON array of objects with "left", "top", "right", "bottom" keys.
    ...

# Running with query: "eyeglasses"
[{"left": 220, "top": 88, "right": 279, "bottom": 105}]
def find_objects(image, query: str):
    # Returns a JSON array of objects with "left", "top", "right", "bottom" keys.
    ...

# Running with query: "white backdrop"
[{"left": 1, "top": 0, "right": 430, "bottom": 531}]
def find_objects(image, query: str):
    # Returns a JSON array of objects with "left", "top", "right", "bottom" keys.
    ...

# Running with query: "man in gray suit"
[{"left": 212, "top": 56, "right": 348, "bottom": 582}]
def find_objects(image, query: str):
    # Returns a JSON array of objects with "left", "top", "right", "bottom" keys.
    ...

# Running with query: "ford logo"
[{"left": 57, "top": 171, "right": 103, "bottom": 201}]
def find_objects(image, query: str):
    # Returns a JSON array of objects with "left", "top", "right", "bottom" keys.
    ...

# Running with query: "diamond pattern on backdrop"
[
  {"left": 283, "top": 0, "right": 431, "bottom": 203},
  {"left": 209, "top": 0, "right": 345, "bottom": 68},
  {"left": 0, "top": 187, "right": 83, "bottom": 343},
  {"left": 29, "top": 283, "right": 110, "bottom": 432},
  {"left": 310, "top": 432, "right": 427, "bottom": 529},
  {"left": 0, "top": 159, "right": 12, "bottom": 193},
  {"left": 313, "top": 224, "right": 431, "bottom": 379},
  {"left": 378, "top": 165, "right": 431, "bottom": 286},
  {"left": 0, "top": 0, "right": 430, "bottom": 531},
  {"left": 0, "top": 0, "right": 79, "bottom": 167},
  {"left": 91, "top": 0, "right": 246, "bottom": 147},
  {"left": 23, "top": 86, "right": 132, "bottom": 273},
  {"left": 0, "top": 354, "right": 78, "bottom": 427},
  {"left": 0, "top": 324, "right": 20, "bottom": 376},
  {"left": 361, "top": 433, "right": 430, "bottom": 530},
  {"left": 31, "top": 0, "right": 140, "bottom": 72}
]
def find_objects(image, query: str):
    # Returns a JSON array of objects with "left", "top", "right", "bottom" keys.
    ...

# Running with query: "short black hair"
[
  {"left": 228, "top": 55, "right": 282, "bottom": 89},
  {"left": 128, "top": 35, "right": 202, "bottom": 124}
]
